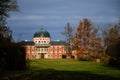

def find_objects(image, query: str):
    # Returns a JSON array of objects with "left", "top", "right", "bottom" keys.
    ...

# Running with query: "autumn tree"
[
  {"left": 74, "top": 18, "right": 101, "bottom": 61},
  {"left": 61, "top": 22, "right": 75, "bottom": 57}
]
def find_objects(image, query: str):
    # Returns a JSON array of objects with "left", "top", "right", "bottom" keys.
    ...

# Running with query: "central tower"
[{"left": 33, "top": 28, "right": 51, "bottom": 58}]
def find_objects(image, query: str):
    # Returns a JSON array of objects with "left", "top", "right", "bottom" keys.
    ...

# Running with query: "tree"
[
  {"left": 74, "top": 18, "right": 101, "bottom": 60},
  {"left": 0, "top": 0, "right": 18, "bottom": 43},
  {"left": 61, "top": 22, "right": 75, "bottom": 57},
  {"left": 102, "top": 22, "right": 120, "bottom": 65},
  {"left": 0, "top": 0, "right": 27, "bottom": 70}
]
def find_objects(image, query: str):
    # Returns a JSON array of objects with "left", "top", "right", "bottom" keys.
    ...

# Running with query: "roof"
[
  {"left": 19, "top": 40, "right": 34, "bottom": 46},
  {"left": 50, "top": 41, "right": 68, "bottom": 46},
  {"left": 33, "top": 28, "right": 50, "bottom": 38},
  {"left": 19, "top": 40, "right": 68, "bottom": 46}
]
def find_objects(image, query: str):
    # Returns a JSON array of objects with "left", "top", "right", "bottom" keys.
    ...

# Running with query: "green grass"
[{"left": 1, "top": 59, "right": 120, "bottom": 80}]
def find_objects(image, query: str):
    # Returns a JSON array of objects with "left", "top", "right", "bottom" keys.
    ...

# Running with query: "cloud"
[
  {"left": 8, "top": 0, "right": 120, "bottom": 41},
  {"left": 9, "top": 15, "right": 45, "bottom": 20},
  {"left": 8, "top": 14, "right": 119, "bottom": 28}
]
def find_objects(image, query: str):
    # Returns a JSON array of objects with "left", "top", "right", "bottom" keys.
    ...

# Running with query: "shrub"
[
  {"left": 101, "top": 54, "right": 110, "bottom": 64},
  {"left": 79, "top": 55, "right": 91, "bottom": 61},
  {"left": 0, "top": 43, "right": 27, "bottom": 70}
]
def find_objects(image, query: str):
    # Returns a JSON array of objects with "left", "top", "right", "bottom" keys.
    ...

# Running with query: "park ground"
[{"left": 0, "top": 59, "right": 120, "bottom": 80}]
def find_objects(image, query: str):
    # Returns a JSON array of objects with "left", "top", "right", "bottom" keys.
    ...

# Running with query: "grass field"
[{"left": 1, "top": 59, "right": 120, "bottom": 80}]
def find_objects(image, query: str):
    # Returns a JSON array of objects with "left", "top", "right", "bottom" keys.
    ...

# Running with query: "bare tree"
[{"left": 61, "top": 22, "right": 75, "bottom": 57}]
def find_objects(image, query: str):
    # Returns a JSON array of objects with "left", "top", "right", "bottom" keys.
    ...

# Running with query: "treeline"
[
  {"left": 0, "top": 22, "right": 28, "bottom": 70},
  {"left": 62, "top": 18, "right": 120, "bottom": 66},
  {"left": 102, "top": 23, "right": 120, "bottom": 66},
  {"left": 0, "top": 16, "right": 28, "bottom": 71},
  {"left": 0, "top": 0, "right": 28, "bottom": 71}
]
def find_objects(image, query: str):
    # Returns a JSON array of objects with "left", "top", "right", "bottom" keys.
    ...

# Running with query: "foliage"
[
  {"left": 0, "top": 0, "right": 18, "bottom": 19},
  {"left": 0, "top": 23, "right": 12, "bottom": 43},
  {"left": 0, "top": 0, "right": 18, "bottom": 43},
  {"left": 0, "top": 0, "right": 28, "bottom": 71},
  {"left": 73, "top": 18, "right": 102, "bottom": 60},
  {"left": 102, "top": 22, "right": 120, "bottom": 66},
  {"left": 0, "top": 43, "right": 27, "bottom": 70},
  {"left": 26, "top": 59, "right": 30, "bottom": 70},
  {"left": 101, "top": 54, "right": 111, "bottom": 64}
]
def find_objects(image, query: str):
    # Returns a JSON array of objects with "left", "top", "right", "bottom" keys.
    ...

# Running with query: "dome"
[{"left": 33, "top": 28, "right": 50, "bottom": 38}]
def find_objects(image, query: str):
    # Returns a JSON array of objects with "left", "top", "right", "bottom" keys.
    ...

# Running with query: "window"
[
  {"left": 27, "top": 47, "right": 29, "bottom": 51},
  {"left": 44, "top": 41, "right": 46, "bottom": 44},
  {"left": 32, "top": 48, "right": 34, "bottom": 51},
  {"left": 54, "top": 48, "right": 56, "bottom": 51},
  {"left": 44, "top": 48, "right": 45, "bottom": 51},
  {"left": 51, "top": 54, "right": 52, "bottom": 56},
  {"left": 32, "top": 47, "right": 34, "bottom": 51},
  {"left": 59, "top": 54, "right": 62, "bottom": 56},
  {"left": 48, "top": 54, "right": 50, "bottom": 57},
  {"left": 41, "top": 48, "right": 43, "bottom": 51},
  {"left": 51, "top": 49, "right": 52, "bottom": 51},
  {"left": 57, "top": 47, "right": 59, "bottom": 51},
  {"left": 37, "top": 48, "right": 40, "bottom": 51}
]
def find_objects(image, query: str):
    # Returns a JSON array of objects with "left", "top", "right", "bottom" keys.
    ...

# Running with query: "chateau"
[{"left": 22, "top": 28, "right": 68, "bottom": 59}]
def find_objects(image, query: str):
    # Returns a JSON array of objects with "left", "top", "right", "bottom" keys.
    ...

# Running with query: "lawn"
[{"left": 1, "top": 59, "right": 120, "bottom": 80}]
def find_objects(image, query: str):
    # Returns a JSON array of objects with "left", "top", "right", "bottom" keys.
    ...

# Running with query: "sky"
[{"left": 7, "top": 0, "right": 120, "bottom": 41}]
